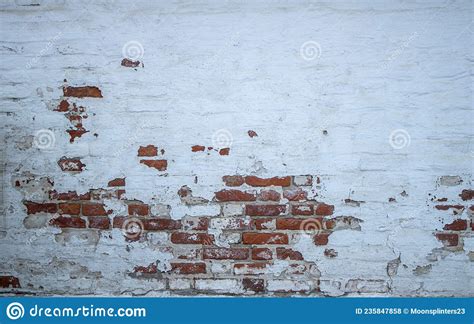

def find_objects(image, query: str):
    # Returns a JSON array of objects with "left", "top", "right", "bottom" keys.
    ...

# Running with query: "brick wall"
[{"left": 0, "top": 0, "right": 472, "bottom": 296}]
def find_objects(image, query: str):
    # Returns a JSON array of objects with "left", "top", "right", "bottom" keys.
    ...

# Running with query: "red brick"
[
  {"left": 57, "top": 157, "right": 85, "bottom": 172},
  {"left": 234, "top": 263, "right": 268, "bottom": 274},
  {"left": 134, "top": 263, "right": 157, "bottom": 274},
  {"left": 121, "top": 58, "right": 141, "bottom": 68},
  {"left": 435, "top": 205, "right": 465, "bottom": 212},
  {"left": 276, "top": 247, "right": 304, "bottom": 260},
  {"left": 24, "top": 202, "right": 57, "bottom": 214},
  {"left": 191, "top": 145, "right": 206, "bottom": 152},
  {"left": 108, "top": 178, "right": 125, "bottom": 187},
  {"left": 55, "top": 99, "right": 70, "bottom": 112},
  {"left": 0, "top": 276, "right": 20, "bottom": 288},
  {"left": 258, "top": 190, "right": 281, "bottom": 201},
  {"left": 435, "top": 233, "right": 459, "bottom": 247},
  {"left": 313, "top": 233, "right": 331, "bottom": 245},
  {"left": 58, "top": 203, "right": 81, "bottom": 215},
  {"left": 276, "top": 218, "right": 304, "bottom": 230},
  {"left": 219, "top": 148, "right": 230, "bottom": 155},
  {"left": 291, "top": 204, "right": 314, "bottom": 216},
  {"left": 443, "top": 219, "right": 467, "bottom": 231},
  {"left": 66, "top": 129, "right": 89, "bottom": 143},
  {"left": 138, "top": 145, "right": 158, "bottom": 157},
  {"left": 171, "top": 232, "right": 214, "bottom": 245},
  {"left": 183, "top": 218, "right": 208, "bottom": 231},
  {"left": 245, "top": 204, "right": 286, "bottom": 216},
  {"left": 50, "top": 216, "right": 86, "bottom": 228},
  {"left": 143, "top": 218, "right": 181, "bottom": 230},
  {"left": 315, "top": 203, "right": 334, "bottom": 216},
  {"left": 128, "top": 203, "right": 149, "bottom": 216},
  {"left": 215, "top": 189, "right": 256, "bottom": 202},
  {"left": 243, "top": 233, "right": 288, "bottom": 244},
  {"left": 283, "top": 188, "right": 307, "bottom": 201},
  {"left": 245, "top": 176, "right": 291, "bottom": 187},
  {"left": 82, "top": 203, "right": 109, "bottom": 216},
  {"left": 88, "top": 217, "right": 110, "bottom": 229},
  {"left": 242, "top": 278, "right": 264, "bottom": 293},
  {"left": 252, "top": 248, "right": 273, "bottom": 260},
  {"left": 460, "top": 189, "right": 474, "bottom": 201},
  {"left": 140, "top": 159, "right": 167, "bottom": 171},
  {"left": 63, "top": 86, "right": 102, "bottom": 98},
  {"left": 49, "top": 190, "right": 90, "bottom": 201},
  {"left": 171, "top": 262, "right": 206, "bottom": 274},
  {"left": 222, "top": 175, "right": 245, "bottom": 187},
  {"left": 203, "top": 248, "right": 249, "bottom": 260}
]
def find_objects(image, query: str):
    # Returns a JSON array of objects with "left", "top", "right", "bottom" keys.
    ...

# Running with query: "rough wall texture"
[{"left": 0, "top": 0, "right": 472, "bottom": 296}]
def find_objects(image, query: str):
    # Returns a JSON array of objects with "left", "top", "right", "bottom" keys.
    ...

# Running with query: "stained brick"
[
  {"left": 88, "top": 217, "right": 110, "bottom": 229},
  {"left": 242, "top": 233, "right": 288, "bottom": 244},
  {"left": 245, "top": 204, "right": 286, "bottom": 216},
  {"left": 203, "top": 248, "right": 249, "bottom": 260},
  {"left": 171, "top": 262, "right": 206, "bottom": 274},
  {"left": 171, "top": 232, "right": 214, "bottom": 245},
  {"left": 50, "top": 216, "right": 86, "bottom": 228},
  {"left": 222, "top": 175, "right": 245, "bottom": 187},
  {"left": 291, "top": 204, "right": 314, "bottom": 216},
  {"left": 258, "top": 190, "right": 281, "bottom": 201},
  {"left": 242, "top": 278, "right": 264, "bottom": 293},
  {"left": 251, "top": 248, "right": 273, "bottom": 260},
  {"left": 215, "top": 190, "right": 256, "bottom": 202}
]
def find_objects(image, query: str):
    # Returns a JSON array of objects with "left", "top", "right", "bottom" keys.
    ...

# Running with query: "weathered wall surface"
[{"left": 0, "top": 0, "right": 472, "bottom": 296}]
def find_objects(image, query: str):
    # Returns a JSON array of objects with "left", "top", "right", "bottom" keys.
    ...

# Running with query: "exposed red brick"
[
  {"left": 283, "top": 188, "right": 307, "bottom": 201},
  {"left": 203, "top": 248, "right": 249, "bottom": 260},
  {"left": 0, "top": 276, "right": 20, "bottom": 288},
  {"left": 315, "top": 203, "right": 334, "bottom": 216},
  {"left": 222, "top": 175, "right": 245, "bottom": 187},
  {"left": 58, "top": 203, "right": 81, "bottom": 215},
  {"left": 128, "top": 203, "right": 149, "bottom": 216},
  {"left": 140, "top": 159, "right": 167, "bottom": 171},
  {"left": 116, "top": 189, "right": 126, "bottom": 199},
  {"left": 253, "top": 218, "right": 274, "bottom": 230},
  {"left": 121, "top": 58, "right": 141, "bottom": 68},
  {"left": 242, "top": 233, "right": 288, "bottom": 244},
  {"left": 108, "top": 178, "right": 125, "bottom": 187},
  {"left": 242, "top": 278, "right": 264, "bottom": 293},
  {"left": 134, "top": 263, "right": 157, "bottom": 274},
  {"left": 215, "top": 189, "right": 256, "bottom": 202},
  {"left": 24, "top": 202, "right": 57, "bottom": 214},
  {"left": 276, "top": 247, "right": 304, "bottom": 260},
  {"left": 49, "top": 190, "right": 90, "bottom": 201},
  {"left": 258, "top": 190, "right": 281, "bottom": 201},
  {"left": 219, "top": 148, "right": 230, "bottom": 155},
  {"left": 171, "top": 232, "right": 214, "bottom": 245},
  {"left": 183, "top": 218, "right": 208, "bottom": 231},
  {"left": 63, "top": 86, "right": 103, "bottom": 98},
  {"left": 191, "top": 145, "right": 206, "bottom": 152},
  {"left": 88, "top": 217, "right": 110, "bottom": 229},
  {"left": 50, "top": 216, "right": 86, "bottom": 228},
  {"left": 276, "top": 218, "right": 304, "bottom": 230},
  {"left": 82, "top": 203, "right": 109, "bottom": 216},
  {"left": 234, "top": 263, "right": 268, "bottom": 274},
  {"left": 245, "top": 204, "right": 286, "bottom": 216},
  {"left": 138, "top": 145, "right": 158, "bottom": 157},
  {"left": 58, "top": 157, "right": 85, "bottom": 172},
  {"left": 443, "top": 219, "right": 467, "bottom": 231},
  {"left": 55, "top": 99, "right": 70, "bottom": 112},
  {"left": 66, "top": 128, "right": 89, "bottom": 143},
  {"left": 435, "top": 233, "right": 459, "bottom": 247},
  {"left": 252, "top": 248, "right": 273, "bottom": 260},
  {"left": 313, "top": 233, "right": 331, "bottom": 245},
  {"left": 435, "top": 205, "right": 464, "bottom": 211},
  {"left": 291, "top": 204, "right": 314, "bottom": 216},
  {"left": 460, "top": 189, "right": 474, "bottom": 201},
  {"left": 248, "top": 130, "right": 258, "bottom": 138},
  {"left": 245, "top": 176, "right": 291, "bottom": 187},
  {"left": 171, "top": 262, "right": 206, "bottom": 274}
]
